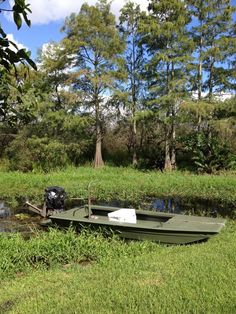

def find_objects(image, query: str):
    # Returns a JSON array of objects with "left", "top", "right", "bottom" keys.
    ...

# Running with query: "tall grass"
[
  {"left": 0, "top": 166, "right": 235, "bottom": 207},
  {"left": 0, "top": 228, "right": 156, "bottom": 279}
]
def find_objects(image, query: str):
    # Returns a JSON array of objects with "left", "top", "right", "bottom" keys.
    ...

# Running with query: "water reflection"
[
  {"left": 96, "top": 197, "right": 224, "bottom": 217},
  {"left": 0, "top": 201, "right": 11, "bottom": 218},
  {"left": 152, "top": 198, "right": 181, "bottom": 214},
  {"left": 0, "top": 217, "right": 42, "bottom": 235},
  {"left": 0, "top": 201, "right": 41, "bottom": 235}
]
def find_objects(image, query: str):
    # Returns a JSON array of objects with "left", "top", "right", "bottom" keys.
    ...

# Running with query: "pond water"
[
  {"left": 0, "top": 200, "right": 42, "bottom": 235},
  {"left": 0, "top": 197, "right": 234, "bottom": 234},
  {"left": 95, "top": 197, "right": 226, "bottom": 217},
  {"left": 66, "top": 196, "right": 233, "bottom": 218}
]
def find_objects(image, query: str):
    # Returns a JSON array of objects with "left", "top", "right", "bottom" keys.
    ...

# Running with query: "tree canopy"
[{"left": 0, "top": 0, "right": 235, "bottom": 173}]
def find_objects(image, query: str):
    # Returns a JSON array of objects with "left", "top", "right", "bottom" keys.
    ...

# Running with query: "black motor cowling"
[{"left": 44, "top": 186, "right": 66, "bottom": 211}]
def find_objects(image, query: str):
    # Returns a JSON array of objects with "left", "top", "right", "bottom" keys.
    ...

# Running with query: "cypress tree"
[
  {"left": 140, "top": 0, "right": 193, "bottom": 170},
  {"left": 119, "top": 2, "right": 145, "bottom": 166},
  {"left": 187, "top": 0, "right": 235, "bottom": 100},
  {"left": 61, "top": 0, "right": 124, "bottom": 167}
]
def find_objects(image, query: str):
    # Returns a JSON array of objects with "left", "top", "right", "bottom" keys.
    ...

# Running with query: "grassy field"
[
  {"left": 0, "top": 166, "right": 235, "bottom": 209},
  {"left": 0, "top": 223, "right": 236, "bottom": 313},
  {"left": 0, "top": 167, "right": 235, "bottom": 313}
]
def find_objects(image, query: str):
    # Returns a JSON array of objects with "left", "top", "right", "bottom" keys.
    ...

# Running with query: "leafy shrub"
[
  {"left": 66, "top": 142, "right": 93, "bottom": 166},
  {"left": 184, "top": 132, "right": 236, "bottom": 173},
  {"left": 29, "top": 137, "right": 69, "bottom": 171},
  {"left": 138, "top": 146, "right": 165, "bottom": 170},
  {"left": 6, "top": 135, "right": 69, "bottom": 172},
  {"left": 6, "top": 134, "right": 34, "bottom": 172}
]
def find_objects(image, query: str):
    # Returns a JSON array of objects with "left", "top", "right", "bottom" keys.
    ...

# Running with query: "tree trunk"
[
  {"left": 198, "top": 57, "right": 202, "bottom": 101},
  {"left": 164, "top": 139, "right": 172, "bottom": 171},
  {"left": 132, "top": 126, "right": 138, "bottom": 166},
  {"left": 170, "top": 62, "right": 176, "bottom": 170},
  {"left": 197, "top": 27, "right": 203, "bottom": 131},
  {"left": 132, "top": 101, "right": 138, "bottom": 167},
  {"left": 131, "top": 33, "right": 138, "bottom": 167},
  {"left": 171, "top": 119, "right": 176, "bottom": 170},
  {"left": 164, "top": 125, "right": 172, "bottom": 171},
  {"left": 139, "top": 122, "right": 144, "bottom": 150},
  {"left": 94, "top": 101, "right": 104, "bottom": 168},
  {"left": 164, "top": 62, "right": 172, "bottom": 171},
  {"left": 208, "top": 61, "right": 214, "bottom": 101},
  {"left": 94, "top": 128, "right": 104, "bottom": 167},
  {"left": 198, "top": 25, "right": 203, "bottom": 101}
]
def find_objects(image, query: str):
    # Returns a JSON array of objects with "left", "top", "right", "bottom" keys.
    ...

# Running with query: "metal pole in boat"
[
  {"left": 87, "top": 180, "right": 98, "bottom": 219},
  {"left": 88, "top": 181, "right": 92, "bottom": 219}
]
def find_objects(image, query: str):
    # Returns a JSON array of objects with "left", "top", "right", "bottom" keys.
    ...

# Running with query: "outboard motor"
[{"left": 44, "top": 186, "right": 66, "bottom": 212}]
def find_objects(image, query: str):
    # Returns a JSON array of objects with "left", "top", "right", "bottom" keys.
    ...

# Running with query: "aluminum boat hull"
[{"left": 48, "top": 205, "right": 226, "bottom": 244}]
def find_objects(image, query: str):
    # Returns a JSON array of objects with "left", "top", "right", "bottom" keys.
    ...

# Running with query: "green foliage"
[
  {"left": 29, "top": 138, "right": 70, "bottom": 171},
  {"left": 187, "top": 0, "right": 235, "bottom": 97},
  {"left": 139, "top": 0, "right": 194, "bottom": 170},
  {"left": 38, "top": 41, "right": 76, "bottom": 110},
  {"left": 0, "top": 62, "right": 40, "bottom": 149},
  {"left": 0, "top": 0, "right": 36, "bottom": 70},
  {"left": 0, "top": 61, "right": 95, "bottom": 169},
  {"left": 119, "top": 2, "right": 146, "bottom": 166},
  {"left": 61, "top": 0, "right": 125, "bottom": 166},
  {"left": 184, "top": 132, "right": 236, "bottom": 173},
  {"left": 5, "top": 130, "right": 94, "bottom": 172},
  {"left": 6, "top": 136, "right": 69, "bottom": 172},
  {"left": 0, "top": 0, "right": 235, "bottom": 172},
  {"left": 0, "top": 167, "right": 235, "bottom": 213},
  {"left": 138, "top": 146, "right": 165, "bottom": 170}
]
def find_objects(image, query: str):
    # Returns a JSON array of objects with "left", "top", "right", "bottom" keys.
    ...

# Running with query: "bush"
[
  {"left": 184, "top": 132, "right": 236, "bottom": 173},
  {"left": 138, "top": 146, "right": 165, "bottom": 170},
  {"left": 30, "top": 138, "right": 69, "bottom": 171},
  {"left": 6, "top": 134, "right": 34, "bottom": 172},
  {"left": 6, "top": 135, "right": 69, "bottom": 172}
]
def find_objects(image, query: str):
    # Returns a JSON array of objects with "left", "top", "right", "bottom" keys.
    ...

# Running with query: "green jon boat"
[
  {"left": 26, "top": 187, "right": 226, "bottom": 245},
  {"left": 48, "top": 205, "right": 226, "bottom": 244}
]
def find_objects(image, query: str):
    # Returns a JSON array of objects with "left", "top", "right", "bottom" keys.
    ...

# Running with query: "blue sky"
[
  {"left": 0, "top": 0, "right": 147, "bottom": 60},
  {"left": 1, "top": 0, "right": 236, "bottom": 61},
  {"left": 2, "top": 20, "right": 63, "bottom": 59}
]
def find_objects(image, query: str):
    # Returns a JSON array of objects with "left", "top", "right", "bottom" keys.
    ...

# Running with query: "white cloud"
[
  {"left": 191, "top": 91, "right": 234, "bottom": 101},
  {"left": 23, "top": 0, "right": 148, "bottom": 25},
  {"left": 6, "top": 33, "right": 28, "bottom": 52}
]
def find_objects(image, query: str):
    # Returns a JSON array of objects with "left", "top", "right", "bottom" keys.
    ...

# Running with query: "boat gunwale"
[{"left": 49, "top": 205, "right": 225, "bottom": 234}]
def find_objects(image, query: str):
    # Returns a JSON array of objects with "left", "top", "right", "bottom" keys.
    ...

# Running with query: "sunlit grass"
[
  {"left": 0, "top": 163, "right": 235, "bottom": 312},
  {"left": 0, "top": 222, "right": 236, "bottom": 313},
  {"left": 0, "top": 166, "right": 235, "bottom": 208}
]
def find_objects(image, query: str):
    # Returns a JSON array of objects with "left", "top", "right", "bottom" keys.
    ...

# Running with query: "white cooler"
[{"left": 108, "top": 208, "right": 137, "bottom": 224}]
